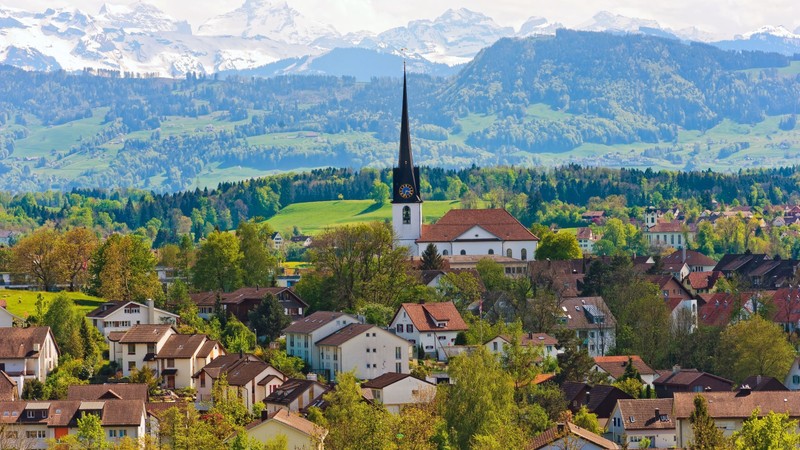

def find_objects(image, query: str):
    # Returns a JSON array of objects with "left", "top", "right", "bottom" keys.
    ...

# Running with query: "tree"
[
  {"left": 501, "top": 327, "right": 543, "bottom": 389},
  {"left": 237, "top": 220, "right": 278, "bottom": 288},
  {"left": 620, "top": 357, "right": 642, "bottom": 382},
  {"left": 57, "top": 227, "right": 98, "bottom": 291},
  {"left": 42, "top": 293, "right": 83, "bottom": 359},
  {"left": 159, "top": 405, "right": 225, "bottom": 450},
  {"left": 56, "top": 412, "right": 109, "bottom": 449},
  {"left": 12, "top": 228, "right": 61, "bottom": 290},
  {"left": 222, "top": 317, "right": 257, "bottom": 353},
  {"left": 129, "top": 366, "right": 161, "bottom": 396},
  {"left": 440, "top": 346, "right": 524, "bottom": 449},
  {"left": 438, "top": 271, "right": 482, "bottom": 312},
  {"left": 717, "top": 315, "right": 796, "bottom": 383},
  {"left": 420, "top": 243, "right": 444, "bottom": 270},
  {"left": 573, "top": 405, "right": 601, "bottom": 434},
  {"left": 317, "top": 371, "right": 393, "bottom": 450},
  {"left": 192, "top": 230, "right": 243, "bottom": 292},
  {"left": 369, "top": 180, "right": 390, "bottom": 206},
  {"left": 689, "top": 395, "right": 728, "bottom": 450},
  {"left": 535, "top": 232, "right": 582, "bottom": 260},
  {"left": 475, "top": 258, "right": 509, "bottom": 291},
  {"left": 210, "top": 373, "right": 251, "bottom": 428},
  {"left": 88, "top": 234, "right": 162, "bottom": 302},
  {"left": 248, "top": 293, "right": 290, "bottom": 343},
  {"left": 554, "top": 328, "right": 596, "bottom": 384},
  {"left": 731, "top": 409, "right": 800, "bottom": 450}
]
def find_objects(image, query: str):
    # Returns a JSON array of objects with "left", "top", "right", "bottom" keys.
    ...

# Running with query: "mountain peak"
[
  {"left": 738, "top": 25, "right": 799, "bottom": 40},
  {"left": 517, "top": 16, "right": 562, "bottom": 37},
  {"left": 97, "top": 2, "right": 190, "bottom": 33},
  {"left": 581, "top": 11, "right": 661, "bottom": 33}
]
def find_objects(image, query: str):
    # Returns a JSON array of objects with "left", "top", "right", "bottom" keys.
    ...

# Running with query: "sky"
[{"left": 3, "top": 0, "right": 799, "bottom": 38}]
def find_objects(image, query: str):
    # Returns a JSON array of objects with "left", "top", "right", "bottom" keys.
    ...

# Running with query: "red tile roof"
[
  {"left": 686, "top": 271, "right": 723, "bottom": 290},
  {"left": 647, "top": 221, "right": 685, "bottom": 233},
  {"left": 673, "top": 391, "right": 800, "bottom": 419},
  {"left": 616, "top": 398, "right": 675, "bottom": 431},
  {"left": 417, "top": 209, "right": 539, "bottom": 243},
  {"left": 118, "top": 324, "right": 175, "bottom": 344},
  {"left": 527, "top": 422, "right": 619, "bottom": 449},
  {"left": 576, "top": 227, "right": 595, "bottom": 240},
  {"left": 0, "top": 327, "right": 53, "bottom": 358},
  {"left": 697, "top": 293, "right": 737, "bottom": 327},
  {"left": 395, "top": 302, "right": 468, "bottom": 332},
  {"left": 594, "top": 355, "right": 657, "bottom": 378},
  {"left": 663, "top": 250, "right": 717, "bottom": 267}
]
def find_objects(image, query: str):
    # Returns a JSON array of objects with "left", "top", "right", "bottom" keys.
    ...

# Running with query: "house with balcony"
[
  {"left": 361, "top": 373, "right": 436, "bottom": 414},
  {"left": 389, "top": 302, "right": 467, "bottom": 361},
  {"left": 264, "top": 377, "right": 329, "bottom": 414},
  {"left": 108, "top": 324, "right": 176, "bottom": 377},
  {"left": 154, "top": 334, "right": 225, "bottom": 390},
  {"left": 283, "top": 312, "right": 360, "bottom": 369},
  {"left": 86, "top": 300, "right": 178, "bottom": 341},
  {"left": 194, "top": 353, "right": 286, "bottom": 412},
  {"left": 315, "top": 323, "right": 411, "bottom": 382}
]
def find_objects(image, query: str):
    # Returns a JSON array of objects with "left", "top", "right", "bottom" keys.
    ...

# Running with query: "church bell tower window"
[{"left": 403, "top": 206, "right": 411, "bottom": 224}]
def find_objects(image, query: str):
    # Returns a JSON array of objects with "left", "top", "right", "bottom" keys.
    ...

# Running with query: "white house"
[
  {"left": 86, "top": 300, "right": 178, "bottom": 340},
  {"left": 315, "top": 324, "right": 411, "bottom": 382},
  {"left": 576, "top": 227, "right": 599, "bottom": 254},
  {"left": 608, "top": 398, "right": 676, "bottom": 448},
  {"left": 361, "top": 373, "right": 436, "bottom": 414},
  {"left": 557, "top": 297, "right": 616, "bottom": 358},
  {"left": 283, "top": 311, "right": 360, "bottom": 370},
  {"left": 485, "top": 333, "right": 560, "bottom": 360},
  {"left": 154, "top": 334, "right": 225, "bottom": 390},
  {"left": 785, "top": 356, "right": 800, "bottom": 390},
  {"left": 644, "top": 221, "right": 695, "bottom": 249},
  {"left": 271, "top": 232, "right": 284, "bottom": 250},
  {"left": 0, "top": 326, "right": 59, "bottom": 387},
  {"left": 194, "top": 353, "right": 286, "bottom": 412},
  {"left": 0, "top": 305, "right": 23, "bottom": 327},
  {"left": 108, "top": 324, "right": 176, "bottom": 377},
  {"left": 390, "top": 302, "right": 468, "bottom": 361}
]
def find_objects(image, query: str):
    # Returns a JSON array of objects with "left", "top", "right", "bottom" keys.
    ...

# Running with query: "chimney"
[
  {"left": 528, "top": 332, "right": 533, "bottom": 340},
  {"left": 756, "top": 375, "right": 762, "bottom": 386},
  {"left": 655, "top": 408, "right": 660, "bottom": 419},
  {"left": 682, "top": 246, "right": 687, "bottom": 263},
  {"left": 261, "top": 409, "right": 269, "bottom": 421},
  {"left": 585, "top": 390, "right": 590, "bottom": 406},
  {"left": 306, "top": 372, "right": 318, "bottom": 382},
  {"left": 147, "top": 298, "right": 156, "bottom": 324},
  {"left": 672, "top": 364, "right": 681, "bottom": 373}
]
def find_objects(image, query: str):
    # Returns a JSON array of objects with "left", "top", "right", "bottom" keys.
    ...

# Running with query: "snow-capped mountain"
[
  {"left": 580, "top": 11, "right": 660, "bottom": 34},
  {"left": 517, "top": 16, "right": 563, "bottom": 37},
  {"left": 376, "top": 8, "right": 515, "bottom": 65},
  {"left": 96, "top": 2, "right": 191, "bottom": 34},
  {"left": 196, "top": 0, "right": 339, "bottom": 46},
  {"left": 713, "top": 25, "right": 800, "bottom": 56}
]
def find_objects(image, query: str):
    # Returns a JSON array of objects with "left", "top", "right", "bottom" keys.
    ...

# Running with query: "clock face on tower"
[{"left": 398, "top": 184, "right": 414, "bottom": 199}]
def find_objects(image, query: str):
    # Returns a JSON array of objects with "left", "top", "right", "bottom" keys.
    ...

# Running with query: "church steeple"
[{"left": 393, "top": 67, "right": 422, "bottom": 204}]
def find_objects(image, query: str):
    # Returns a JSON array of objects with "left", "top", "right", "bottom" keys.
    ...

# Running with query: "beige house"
[
  {"left": 390, "top": 302, "right": 467, "bottom": 361},
  {"left": 108, "top": 324, "right": 177, "bottom": 377},
  {"left": 484, "top": 333, "right": 560, "bottom": 360},
  {"left": 0, "top": 326, "right": 59, "bottom": 388},
  {"left": 264, "top": 378, "right": 328, "bottom": 414},
  {"left": 154, "top": 334, "right": 225, "bottom": 390},
  {"left": 86, "top": 300, "right": 178, "bottom": 341},
  {"left": 361, "top": 373, "right": 436, "bottom": 414},
  {"left": 242, "top": 409, "right": 326, "bottom": 450},
  {"left": 673, "top": 391, "right": 800, "bottom": 448},
  {"left": 283, "top": 311, "right": 360, "bottom": 369},
  {"left": 194, "top": 353, "right": 286, "bottom": 411},
  {"left": 608, "top": 398, "right": 676, "bottom": 448},
  {"left": 316, "top": 323, "right": 411, "bottom": 382}
]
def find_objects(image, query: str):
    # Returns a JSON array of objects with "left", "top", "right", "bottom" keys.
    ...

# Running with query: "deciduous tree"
[
  {"left": 192, "top": 230, "right": 243, "bottom": 292},
  {"left": 717, "top": 315, "right": 796, "bottom": 383},
  {"left": 88, "top": 234, "right": 162, "bottom": 302},
  {"left": 535, "top": 231, "right": 582, "bottom": 260},
  {"left": 237, "top": 220, "right": 277, "bottom": 288},
  {"left": 731, "top": 409, "right": 800, "bottom": 450},
  {"left": 12, "top": 228, "right": 61, "bottom": 290}
]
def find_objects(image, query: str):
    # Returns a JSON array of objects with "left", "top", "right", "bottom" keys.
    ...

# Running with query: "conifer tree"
[{"left": 420, "top": 243, "right": 444, "bottom": 270}]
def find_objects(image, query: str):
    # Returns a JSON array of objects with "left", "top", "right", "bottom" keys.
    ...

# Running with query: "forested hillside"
[{"left": 0, "top": 31, "right": 798, "bottom": 193}]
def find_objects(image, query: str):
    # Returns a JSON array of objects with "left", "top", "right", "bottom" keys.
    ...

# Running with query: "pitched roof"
[
  {"left": 197, "top": 339, "right": 222, "bottom": 358},
  {"left": 594, "top": 356, "right": 657, "bottom": 378},
  {"left": 527, "top": 422, "right": 619, "bottom": 449},
  {"left": 155, "top": 334, "right": 209, "bottom": 359},
  {"left": 673, "top": 391, "right": 800, "bottom": 419},
  {"left": 0, "top": 326, "right": 52, "bottom": 358},
  {"left": 264, "top": 378, "right": 327, "bottom": 405},
  {"left": 282, "top": 311, "right": 356, "bottom": 334},
  {"left": 616, "top": 398, "right": 675, "bottom": 431},
  {"left": 686, "top": 271, "right": 723, "bottom": 290},
  {"left": 647, "top": 221, "right": 685, "bottom": 233},
  {"left": 67, "top": 384, "right": 149, "bottom": 401},
  {"left": 653, "top": 369, "right": 732, "bottom": 388},
  {"left": 417, "top": 209, "right": 539, "bottom": 243},
  {"left": 696, "top": 293, "right": 737, "bottom": 327},
  {"left": 557, "top": 297, "right": 616, "bottom": 330},
  {"left": 576, "top": 227, "right": 596, "bottom": 240},
  {"left": 395, "top": 302, "right": 467, "bottom": 332},
  {"left": 107, "top": 331, "right": 127, "bottom": 342},
  {"left": 86, "top": 300, "right": 177, "bottom": 319},
  {"left": 0, "top": 371, "right": 17, "bottom": 401},
  {"left": 117, "top": 324, "right": 175, "bottom": 343},
  {"left": 491, "top": 333, "right": 558, "bottom": 347},
  {"left": 195, "top": 354, "right": 275, "bottom": 386},
  {"left": 315, "top": 323, "right": 375, "bottom": 346},
  {"left": 741, "top": 375, "right": 789, "bottom": 391},
  {"left": 663, "top": 249, "right": 717, "bottom": 267},
  {"left": 0, "top": 400, "right": 144, "bottom": 427},
  {"left": 221, "top": 287, "right": 308, "bottom": 307},
  {"left": 244, "top": 408, "right": 327, "bottom": 439},
  {"left": 362, "top": 372, "right": 432, "bottom": 390}
]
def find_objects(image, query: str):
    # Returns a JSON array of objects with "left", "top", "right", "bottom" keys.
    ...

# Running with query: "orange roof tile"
[
  {"left": 417, "top": 209, "right": 538, "bottom": 242},
  {"left": 396, "top": 302, "right": 467, "bottom": 332}
]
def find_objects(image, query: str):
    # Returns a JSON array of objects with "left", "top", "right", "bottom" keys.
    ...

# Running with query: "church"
[{"left": 391, "top": 72, "right": 539, "bottom": 260}]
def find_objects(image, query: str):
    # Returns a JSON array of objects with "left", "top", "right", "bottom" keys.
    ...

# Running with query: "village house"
[
  {"left": 484, "top": 333, "right": 560, "bottom": 360},
  {"left": 581, "top": 211, "right": 606, "bottom": 225},
  {"left": 562, "top": 382, "right": 634, "bottom": 425},
  {"left": 576, "top": 227, "right": 600, "bottom": 254},
  {"left": 190, "top": 286, "right": 308, "bottom": 323},
  {"left": 557, "top": 297, "right": 616, "bottom": 357},
  {"left": 740, "top": 375, "right": 788, "bottom": 391},
  {"left": 289, "top": 235, "right": 313, "bottom": 247},
  {"left": 0, "top": 399, "right": 147, "bottom": 448},
  {"left": 86, "top": 299, "right": 178, "bottom": 340},
  {"left": 283, "top": 311, "right": 360, "bottom": 369},
  {"left": 608, "top": 398, "right": 676, "bottom": 448},
  {"left": 390, "top": 302, "right": 467, "bottom": 361},
  {"left": 662, "top": 249, "right": 717, "bottom": 273},
  {"left": 0, "top": 326, "right": 59, "bottom": 388},
  {"left": 241, "top": 409, "right": 326, "bottom": 450},
  {"left": 714, "top": 253, "right": 800, "bottom": 289},
  {"left": 108, "top": 324, "right": 176, "bottom": 377},
  {"left": 194, "top": 353, "right": 286, "bottom": 412},
  {"left": 592, "top": 356, "right": 659, "bottom": 387},
  {"left": 154, "top": 334, "right": 225, "bottom": 390},
  {"left": 527, "top": 422, "right": 620, "bottom": 449},
  {"left": 673, "top": 391, "right": 800, "bottom": 448},
  {"left": 644, "top": 221, "right": 694, "bottom": 249},
  {"left": 0, "top": 304, "right": 23, "bottom": 327},
  {"left": 361, "top": 372, "right": 436, "bottom": 414},
  {"left": 784, "top": 356, "right": 800, "bottom": 390},
  {"left": 652, "top": 367, "right": 734, "bottom": 398},
  {"left": 683, "top": 271, "right": 723, "bottom": 296},
  {"left": 264, "top": 377, "right": 329, "bottom": 414},
  {"left": 0, "top": 371, "right": 18, "bottom": 401},
  {"left": 270, "top": 231, "right": 284, "bottom": 250},
  {"left": 315, "top": 323, "right": 411, "bottom": 381},
  {"left": 647, "top": 274, "right": 697, "bottom": 330}
]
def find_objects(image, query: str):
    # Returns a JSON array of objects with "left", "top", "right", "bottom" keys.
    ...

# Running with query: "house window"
[
  {"left": 493, "top": 342, "right": 498, "bottom": 351},
  {"left": 396, "top": 362, "right": 402, "bottom": 373},
  {"left": 27, "top": 410, "right": 34, "bottom": 418},
  {"left": 506, "top": 249, "right": 512, "bottom": 258},
  {"left": 27, "top": 431, "right": 46, "bottom": 439},
  {"left": 488, "top": 249, "right": 494, "bottom": 255},
  {"left": 124, "top": 306, "right": 140, "bottom": 314},
  {"left": 120, "top": 429, "right": 127, "bottom": 437},
  {"left": 304, "top": 336, "right": 309, "bottom": 348},
  {"left": 406, "top": 324, "right": 413, "bottom": 333},
  {"left": 442, "top": 250, "right": 448, "bottom": 255},
  {"left": 402, "top": 206, "right": 411, "bottom": 224},
  {"left": 793, "top": 375, "right": 800, "bottom": 385},
  {"left": 167, "top": 359, "right": 175, "bottom": 368},
  {"left": 128, "top": 361, "right": 137, "bottom": 372},
  {"left": 289, "top": 335, "right": 295, "bottom": 347},
  {"left": 521, "top": 249, "right": 527, "bottom": 261},
  {"left": 396, "top": 324, "right": 403, "bottom": 333},
  {"left": 395, "top": 347, "right": 401, "bottom": 359},
  {"left": 147, "top": 344, "right": 156, "bottom": 354},
  {"left": 109, "top": 430, "right": 117, "bottom": 438},
  {"left": 127, "top": 344, "right": 136, "bottom": 355},
  {"left": 200, "top": 374, "right": 206, "bottom": 388}
]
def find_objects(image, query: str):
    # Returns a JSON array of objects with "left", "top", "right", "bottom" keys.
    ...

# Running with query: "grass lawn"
[
  {"left": 0, "top": 290, "right": 105, "bottom": 319},
  {"left": 265, "top": 199, "right": 465, "bottom": 235}
]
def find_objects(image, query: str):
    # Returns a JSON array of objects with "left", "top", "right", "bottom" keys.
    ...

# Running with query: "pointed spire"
[{"left": 398, "top": 65, "right": 413, "bottom": 169}]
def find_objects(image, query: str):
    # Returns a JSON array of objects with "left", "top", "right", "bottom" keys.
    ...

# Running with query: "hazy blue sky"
[{"left": 5, "top": 0, "right": 799, "bottom": 38}]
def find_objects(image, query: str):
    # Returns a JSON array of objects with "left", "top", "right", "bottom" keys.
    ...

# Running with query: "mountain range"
[{"left": 0, "top": 1, "right": 798, "bottom": 79}]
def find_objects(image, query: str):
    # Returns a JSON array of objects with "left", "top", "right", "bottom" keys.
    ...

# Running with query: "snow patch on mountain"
[{"left": 97, "top": 2, "right": 191, "bottom": 34}]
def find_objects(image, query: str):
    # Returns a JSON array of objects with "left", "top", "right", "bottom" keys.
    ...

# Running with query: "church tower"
[{"left": 392, "top": 68, "right": 422, "bottom": 254}]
